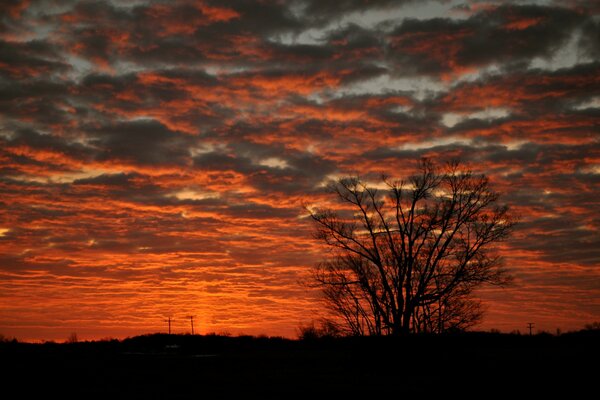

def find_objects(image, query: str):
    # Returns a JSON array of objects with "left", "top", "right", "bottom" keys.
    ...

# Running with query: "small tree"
[
  {"left": 297, "top": 319, "right": 342, "bottom": 340},
  {"left": 309, "top": 159, "right": 515, "bottom": 335},
  {"left": 66, "top": 332, "right": 78, "bottom": 343}
]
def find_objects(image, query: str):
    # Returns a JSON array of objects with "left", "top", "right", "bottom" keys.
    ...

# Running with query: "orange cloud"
[{"left": 0, "top": 0, "right": 597, "bottom": 342}]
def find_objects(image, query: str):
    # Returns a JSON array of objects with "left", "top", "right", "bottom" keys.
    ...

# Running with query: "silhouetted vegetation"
[
  {"left": 308, "top": 159, "right": 516, "bottom": 335},
  {"left": 584, "top": 321, "right": 600, "bottom": 330},
  {"left": 66, "top": 332, "right": 78, "bottom": 344},
  {"left": 1, "top": 329, "right": 597, "bottom": 397},
  {"left": 297, "top": 319, "right": 342, "bottom": 340}
]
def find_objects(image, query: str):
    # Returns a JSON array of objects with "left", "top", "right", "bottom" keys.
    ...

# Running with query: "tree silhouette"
[{"left": 308, "top": 159, "right": 515, "bottom": 335}]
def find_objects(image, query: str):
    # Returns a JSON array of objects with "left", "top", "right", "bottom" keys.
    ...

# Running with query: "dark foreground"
[{"left": 1, "top": 331, "right": 598, "bottom": 398}]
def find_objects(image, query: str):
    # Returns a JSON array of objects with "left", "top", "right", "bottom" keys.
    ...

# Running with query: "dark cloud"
[
  {"left": 512, "top": 215, "right": 600, "bottom": 266},
  {"left": 54, "top": 0, "right": 304, "bottom": 67},
  {"left": 327, "top": 23, "right": 383, "bottom": 49},
  {"left": 226, "top": 203, "right": 298, "bottom": 219},
  {"left": 0, "top": 0, "right": 29, "bottom": 18},
  {"left": 194, "top": 152, "right": 253, "bottom": 173},
  {"left": 202, "top": 0, "right": 302, "bottom": 34},
  {"left": 578, "top": 18, "right": 600, "bottom": 59},
  {"left": 73, "top": 172, "right": 139, "bottom": 187},
  {"left": 194, "top": 141, "right": 337, "bottom": 194},
  {"left": 387, "top": 5, "right": 584, "bottom": 76},
  {"left": 0, "top": 39, "right": 69, "bottom": 79},
  {"left": 300, "top": 0, "right": 413, "bottom": 22},
  {"left": 1, "top": 128, "right": 94, "bottom": 162},
  {"left": 439, "top": 62, "right": 600, "bottom": 114},
  {"left": 460, "top": 5, "right": 583, "bottom": 65},
  {"left": 89, "top": 119, "right": 193, "bottom": 165}
]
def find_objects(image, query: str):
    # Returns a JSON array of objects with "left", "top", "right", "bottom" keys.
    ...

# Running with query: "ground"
[{"left": 1, "top": 331, "right": 597, "bottom": 398}]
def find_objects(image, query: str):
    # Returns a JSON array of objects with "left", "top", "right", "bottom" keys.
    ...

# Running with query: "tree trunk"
[{"left": 401, "top": 305, "right": 412, "bottom": 335}]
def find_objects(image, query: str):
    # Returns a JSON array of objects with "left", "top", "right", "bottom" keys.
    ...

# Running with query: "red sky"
[{"left": 0, "top": 0, "right": 599, "bottom": 341}]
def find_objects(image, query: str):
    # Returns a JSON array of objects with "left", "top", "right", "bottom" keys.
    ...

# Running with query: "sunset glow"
[{"left": 0, "top": 0, "right": 598, "bottom": 341}]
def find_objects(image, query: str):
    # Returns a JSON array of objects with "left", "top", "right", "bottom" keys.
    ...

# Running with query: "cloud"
[
  {"left": 438, "top": 62, "right": 600, "bottom": 113},
  {"left": 300, "top": 0, "right": 409, "bottom": 18},
  {"left": 89, "top": 119, "right": 193, "bottom": 165},
  {"left": 193, "top": 140, "right": 337, "bottom": 195},
  {"left": 0, "top": 39, "right": 70, "bottom": 79},
  {"left": 578, "top": 18, "right": 600, "bottom": 59},
  {"left": 0, "top": 0, "right": 598, "bottom": 340},
  {"left": 386, "top": 4, "right": 585, "bottom": 78}
]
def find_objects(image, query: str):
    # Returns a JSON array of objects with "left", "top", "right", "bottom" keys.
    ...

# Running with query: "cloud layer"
[{"left": 1, "top": 0, "right": 598, "bottom": 340}]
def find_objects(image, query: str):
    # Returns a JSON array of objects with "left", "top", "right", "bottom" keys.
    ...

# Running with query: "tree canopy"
[{"left": 309, "top": 159, "right": 516, "bottom": 335}]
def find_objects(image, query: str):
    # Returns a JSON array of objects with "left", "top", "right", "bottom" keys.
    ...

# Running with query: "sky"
[{"left": 0, "top": 0, "right": 599, "bottom": 341}]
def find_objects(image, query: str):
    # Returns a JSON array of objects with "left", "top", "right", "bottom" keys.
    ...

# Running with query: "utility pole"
[
  {"left": 527, "top": 322, "right": 535, "bottom": 336},
  {"left": 164, "top": 316, "right": 172, "bottom": 335},
  {"left": 187, "top": 315, "right": 195, "bottom": 335}
]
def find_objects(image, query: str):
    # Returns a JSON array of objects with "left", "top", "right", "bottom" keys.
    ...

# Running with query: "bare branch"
[{"left": 308, "top": 158, "right": 516, "bottom": 335}]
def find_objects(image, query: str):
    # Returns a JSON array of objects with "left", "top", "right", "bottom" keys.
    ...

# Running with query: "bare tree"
[
  {"left": 308, "top": 159, "right": 515, "bottom": 336},
  {"left": 413, "top": 286, "right": 484, "bottom": 333},
  {"left": 66, "top": 332, "right": 78, "bottom": 343}
]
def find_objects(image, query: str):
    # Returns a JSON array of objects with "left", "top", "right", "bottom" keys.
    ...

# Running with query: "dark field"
[{"left": 1, "top": 331, "right": 598, "bottom": 398}]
